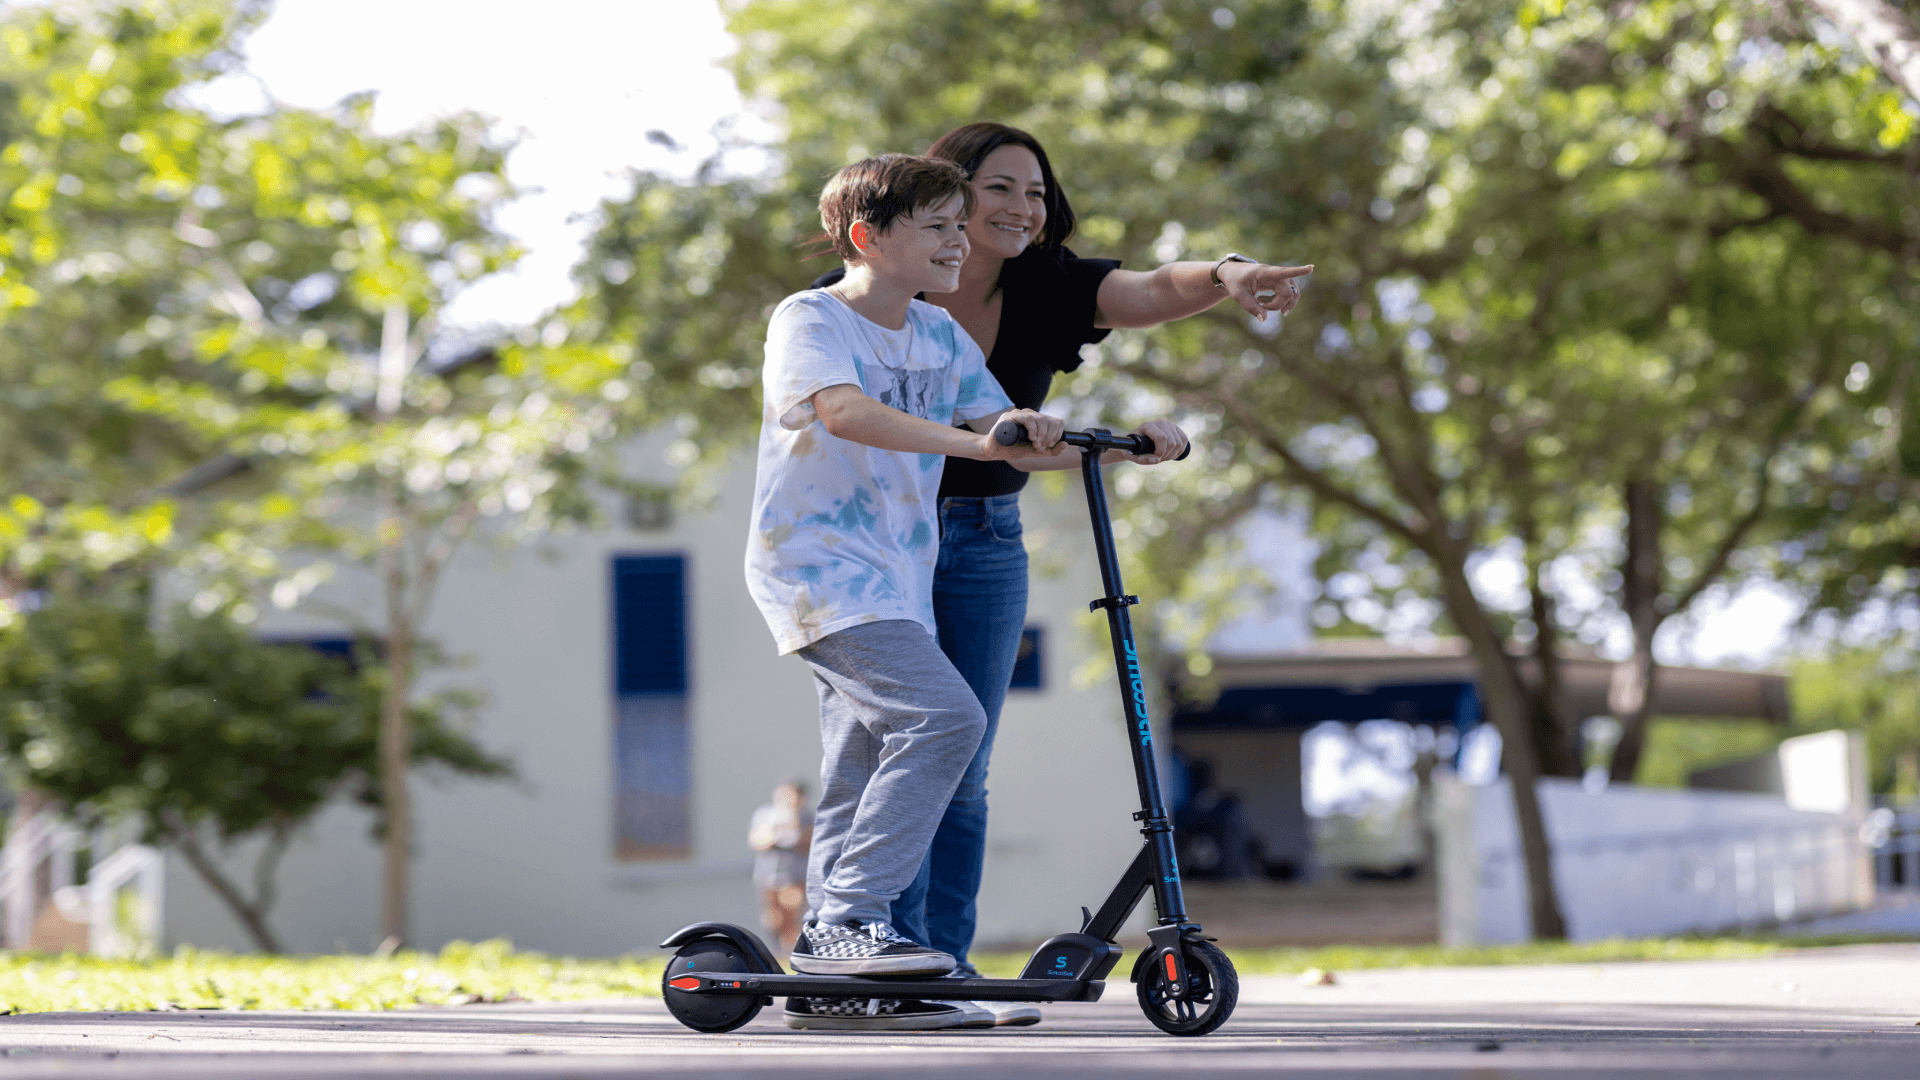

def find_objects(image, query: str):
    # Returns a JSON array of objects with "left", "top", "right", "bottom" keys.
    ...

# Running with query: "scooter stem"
[{"left": 1078, "top": 440, "right": 1190, "bottom": 928}]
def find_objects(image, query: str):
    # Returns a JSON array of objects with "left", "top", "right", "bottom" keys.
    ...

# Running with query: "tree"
[
  {"left": 0, "top": 0, "right": 270, "bottom": 606},
  {"left": 2, "top": 0, "right": 631, "bottom": 947},
  {"left": 95, "top": 98, "right": 626, "bottom": 951},
  {"left": 0, "top": 599, "right": 507, "bottom": 952},
  {"left": 1803, "top": 0, "right": 1920, "bottom": 103},
  {"left": 1790, "top": 636, "right": 1920, "bottom": 798},
  {"left": 1761, "top": 0, "right": 1920, "bottom": 639},
  {"left": 576, "top": 0, "right": 1910, "bottom": 938}
]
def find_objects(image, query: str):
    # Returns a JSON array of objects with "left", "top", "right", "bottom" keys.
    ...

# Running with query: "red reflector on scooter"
[
  {"left": 1164, "top": 954, "right": 1178, "bottom": 981},
  {"left": 668, "top": 977, "right": 702, "bottom": 991}
]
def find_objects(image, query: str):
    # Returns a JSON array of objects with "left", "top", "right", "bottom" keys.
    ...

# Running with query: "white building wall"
[{"left": 163, "top": 455, "right": 1148, "bottom": 955}]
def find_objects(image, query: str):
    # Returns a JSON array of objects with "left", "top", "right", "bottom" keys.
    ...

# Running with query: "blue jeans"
[{"left": 888, "top": 495, "right": 1027, "bottom": 962}]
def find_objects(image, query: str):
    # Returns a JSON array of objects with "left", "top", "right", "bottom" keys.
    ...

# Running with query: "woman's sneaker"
[
  {"left": 783, "top": 996, "right": 990, "bottom": 1030},
  {"left": 949, "top": 961, "right": 1043, "bottom": 1027},
  {"left": 789, "top": 920, "right": 956, "bottom": 976}
]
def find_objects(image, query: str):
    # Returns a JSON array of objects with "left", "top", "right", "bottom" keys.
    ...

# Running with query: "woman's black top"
[{"left": 812, "top": 244, "right": 1120, "bottom": 498}]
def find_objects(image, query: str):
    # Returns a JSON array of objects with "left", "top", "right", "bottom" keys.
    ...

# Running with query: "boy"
[{"left": 744, "top": 154, "right": 1064, "bottom": 1030}]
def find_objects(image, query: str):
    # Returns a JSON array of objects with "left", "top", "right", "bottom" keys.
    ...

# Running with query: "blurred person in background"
[
  {"left": 748, "top": 777, "right": 814, "bottom": 953},
  {"left": 816, "top": 121, "right": 1312, "bottom": 1025}
]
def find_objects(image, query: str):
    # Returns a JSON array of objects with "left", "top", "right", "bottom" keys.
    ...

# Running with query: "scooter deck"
[{"left": 669, "top": 971, "right": 1104, "bottom": 1003}]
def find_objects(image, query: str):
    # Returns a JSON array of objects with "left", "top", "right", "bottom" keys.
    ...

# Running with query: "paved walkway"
[{"left": 0, "top": 945, "right": 1914, "bottom": 1078}]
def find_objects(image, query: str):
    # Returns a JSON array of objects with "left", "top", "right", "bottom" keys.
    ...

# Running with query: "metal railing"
[
  {"left": 1863, "top": 804, "right": 1920, "bottom": 899},
  {"left": 0, "top": 812, "right": 164, "bottom": 956},
  {"left": 1475, "top": 818, "right": 1870, "bottom": 936}
]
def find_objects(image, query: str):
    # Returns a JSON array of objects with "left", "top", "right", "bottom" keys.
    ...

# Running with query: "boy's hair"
[
  {"left": 928, "top": 122, "right": 1076, "bottom": 251},
  {"left": 812, "top": 154, "right": 976, "bottom": 262}
]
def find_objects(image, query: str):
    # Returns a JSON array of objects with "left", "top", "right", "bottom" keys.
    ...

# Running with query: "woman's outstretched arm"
[{"left": 1094, "top": 259, "right": 1313, "bottom": 330}]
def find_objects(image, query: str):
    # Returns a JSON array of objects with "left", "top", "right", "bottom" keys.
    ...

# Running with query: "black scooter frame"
[{"left": 664, "top": 426, "right": 1207, "bottom": 1008}]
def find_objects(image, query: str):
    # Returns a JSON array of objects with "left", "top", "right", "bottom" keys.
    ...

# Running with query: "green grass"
[
  {"left": 0, "top": 939, "right": 664, "bottom": 1015},
  {"left": 1211, "top": 937, "right": 1783, "bottom": 975},
  {"left": 972, "top": 932, "right": 1916, "bottom": 979},
  {"left": 6, "top": 932, "right": 1912, "bottom": 1015}
]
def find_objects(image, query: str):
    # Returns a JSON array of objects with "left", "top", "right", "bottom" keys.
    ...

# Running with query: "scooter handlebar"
[{"left": 989, "top": 418, "right": 1192, "bottom": 461}]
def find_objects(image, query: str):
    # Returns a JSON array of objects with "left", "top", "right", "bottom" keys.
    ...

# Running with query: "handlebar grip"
[{"left": 992, "top": 417, "right": 1193, "bottom": 460}]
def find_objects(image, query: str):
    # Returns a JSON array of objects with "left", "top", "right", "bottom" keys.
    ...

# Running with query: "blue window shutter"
[{"left": 612, "top": 555, "right": 687, "bottom": 695}]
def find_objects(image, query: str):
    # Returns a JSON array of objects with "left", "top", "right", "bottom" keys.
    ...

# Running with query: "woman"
[{"left": 816, "top": 122, "right": 1310, "bottom": 1024}]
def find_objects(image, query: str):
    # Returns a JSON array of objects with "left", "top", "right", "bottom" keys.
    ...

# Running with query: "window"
[
  {"left": 611, "top": 555, "right": 690, "bottom": 859},
  {"left": 1010, "top": 626, "right": 1044, "bottom": 690}
]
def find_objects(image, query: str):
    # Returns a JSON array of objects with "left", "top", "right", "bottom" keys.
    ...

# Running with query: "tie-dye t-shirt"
[{"left": 746, "top": 289, "right": 1013, "bottom": 655}]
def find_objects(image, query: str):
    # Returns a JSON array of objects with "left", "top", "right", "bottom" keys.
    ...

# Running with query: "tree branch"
[
  {"left": 1706, "top": 128, "right": 1915, "bottom": 255},
  {"left": 1120, "top": 361, "right": 1433, "bottom": 551},
  {"left": 1669, "top": 358, "right": 1840, "bottom": 614},
  {"left": 160, "top": 811, "right": 285, "bottom": 954}
]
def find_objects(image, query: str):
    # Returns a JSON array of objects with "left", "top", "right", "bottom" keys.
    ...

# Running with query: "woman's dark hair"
[{"left": 927, "top": 122, "right": 1076, "bottom": 251}]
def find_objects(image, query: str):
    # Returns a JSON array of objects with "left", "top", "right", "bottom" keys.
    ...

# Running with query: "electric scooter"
[{"left": 659, "top": 420, "right": 1237, "bottom": 1037}]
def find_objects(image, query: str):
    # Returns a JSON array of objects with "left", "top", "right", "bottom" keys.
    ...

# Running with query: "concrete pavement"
[{"left": 0, "top": 944, "right": 1914, "bottom": 1078}]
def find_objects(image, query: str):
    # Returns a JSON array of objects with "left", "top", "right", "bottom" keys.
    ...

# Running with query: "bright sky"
[{"left": 209, "top": 0, "right": 751, "bottom": 327}]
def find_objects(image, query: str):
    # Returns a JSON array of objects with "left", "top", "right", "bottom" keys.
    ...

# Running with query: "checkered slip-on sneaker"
[
  {"left": 788, "top": 920, "right": 956, "bottom": 977},
  {"left": 948, "top": 961, "right": 1043, "bottom": 1027},
  {"left": 783, "top": 996, "right": 990, "bottom": 1030}
]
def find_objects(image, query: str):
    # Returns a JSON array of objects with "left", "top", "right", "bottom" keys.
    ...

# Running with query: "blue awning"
[{"left": 1172, "top": 680, "right": 1480, "bottom": 731}]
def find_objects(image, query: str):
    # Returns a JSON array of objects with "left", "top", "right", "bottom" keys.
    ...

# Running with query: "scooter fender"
[
  {"left": 658, "top": 922, "right": 784, "bottom": 980},
  {"left": 1127, "top": 924, "right": 1211, "bottom": 984}
]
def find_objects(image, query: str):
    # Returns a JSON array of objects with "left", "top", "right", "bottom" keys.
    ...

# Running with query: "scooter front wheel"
[
  {"left": 662, "top": 937, "right": 765, "bottom": 1033},
  {"left": 1136, "top": 940, "right": 1237, "bottom": 1036}
]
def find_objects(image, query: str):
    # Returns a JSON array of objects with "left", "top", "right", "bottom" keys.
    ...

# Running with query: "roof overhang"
[{"left": 1174, "top": 639, "right": 1790, "bottom": 728}]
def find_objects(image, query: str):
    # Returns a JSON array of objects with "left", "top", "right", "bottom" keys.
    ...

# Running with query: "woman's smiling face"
[{"left": 967, "top": 144, "right": 1047, "bottom": 260}]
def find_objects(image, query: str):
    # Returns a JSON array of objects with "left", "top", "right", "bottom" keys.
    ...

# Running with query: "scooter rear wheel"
[
  {"left": 662, "top": 937, "right": 765, "bottom": 1033},
  {"left": 1135, "top": 940, "right": 1237, "bottom": 1036}
]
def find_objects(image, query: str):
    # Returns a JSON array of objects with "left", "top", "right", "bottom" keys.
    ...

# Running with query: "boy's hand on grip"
[{"left": 982, "top": 409, "right": 1066, "bottom": 461}]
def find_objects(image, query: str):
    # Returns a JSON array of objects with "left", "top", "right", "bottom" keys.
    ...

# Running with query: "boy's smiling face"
[{"left": 851, "top": 192, "right": 970, "bottom": 295}]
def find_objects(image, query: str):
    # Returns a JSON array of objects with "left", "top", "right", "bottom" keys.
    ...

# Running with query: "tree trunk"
[
  {"left": 376, "top": 301, "right": 414, "bottom": 949},
  {"left": 1527, "top": 582, "right": 1582, "bottom": 778},
  {"left": 1436, "top": 556, "right": 1570, "bottom": 940},
  {"left": 378, "top": 535, "right": 413, "bottom": 949},
  {"left": 1609, "top": 479, "right": 1666, "bottom": 784},
  {"left": 162, "top": 812, "right": 286, "bottom": 954}
]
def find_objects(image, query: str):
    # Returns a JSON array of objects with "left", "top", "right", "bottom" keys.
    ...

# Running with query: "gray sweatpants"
[{"left": 797, "top": 619, "right": 987, "bottom": 928}]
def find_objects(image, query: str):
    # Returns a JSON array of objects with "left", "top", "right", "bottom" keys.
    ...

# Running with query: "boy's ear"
[{"left": 848, "top": 220, "right": 876, "bottom": 256}]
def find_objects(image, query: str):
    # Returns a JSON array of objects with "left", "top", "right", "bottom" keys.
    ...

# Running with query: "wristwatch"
[{"left": 1210, "top": 253, "right": 1255, "bottom": 288}]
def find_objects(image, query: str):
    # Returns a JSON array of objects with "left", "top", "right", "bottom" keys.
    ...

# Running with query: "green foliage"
[
  {"left": 0, "top": 939, "right": 663, "bottom": 1014},
  {"left": 1790, "top": 638, "right": 1920, "bottom": 797},
  {"left": 0, "top": 0, "right": 522, "bottom": 588},
  {"left": 625, "top": 1, "right": 1917, "bottom": 784},
  {"left": 0, "top": 0, "right": 633, "bottom": 606},
  {"left": 0, "top": 0, "right": 640, "bottom": 945},
  {"left": 1632, "top": 717, "right": 1785, "bottom": 788},
  {"left": 0, "top": 599, "right": 510, "bottom": 838},
  {"left": 1614, "top": 638, "right": 1920, "bottom": 795}
]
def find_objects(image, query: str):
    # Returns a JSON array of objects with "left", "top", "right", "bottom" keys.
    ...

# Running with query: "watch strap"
[{"left": 1211, "top": 252, "right": 1255, "bottom": 288}]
